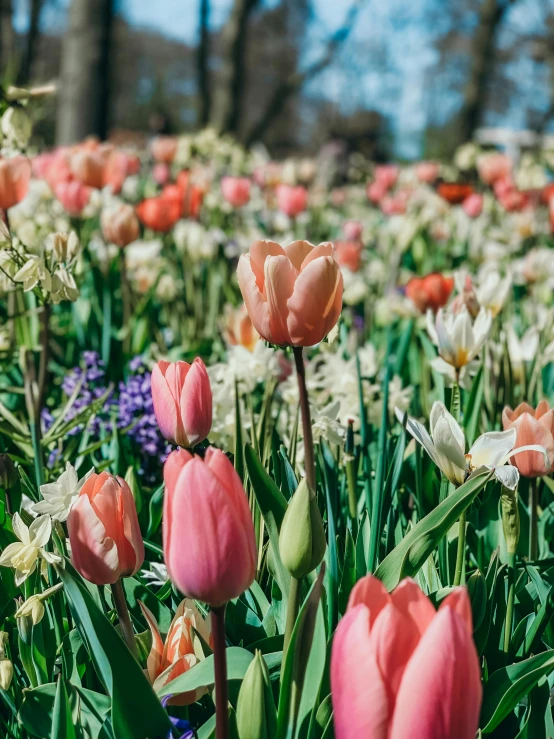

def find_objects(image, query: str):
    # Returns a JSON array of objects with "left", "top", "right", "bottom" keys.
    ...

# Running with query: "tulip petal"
[
  {"left": 139, "top": 601, "right": 164, "bottom": 681},
  {"left": 347, "top": 574, "right": 391, "bottom": 628},
  {"left": 390, "top": 578, "right": 436, "bottom": 637},
  {"left": 287, "top": 256, "right": 342, "bottom": 346},
  {"left": 249, "top": 240, "right": 285, "bottom": 290},
  {"left": 493, "top": 465, "right": 520, "bottom": 490},
  {"left": 117, "top": 476, "right": 145, "bottom": 575},
  {"left": 468, "top": 429, "right": 516, "bottom": 469},
  {"left": 439, "top": 588, "right": 473, "bottom": 633},
  {"left": 237, "top": 255, "right": 271, "bottom": 342},
  {"left": 68, "top": 494, "right": 120, "bottom": 585},
  {"left": 151, "top": 362, "right": 181, "bottom": 445},
  {"left": 299, "top": 242, "right": 334, "bottom": 270},
  {"left": 390, "top": 607, "right": 482, "bottom": 739},
  {"left": 283, "top": 240, "right": 313, "bottom": 270},
  {"left": 331, "top": 605, "right": 389, "bottom": 739},
  {"left": 264, "top": 255, "right": 296, "bottom": 345},
  {"left": 180, "top": 358, "right": 212, "bottom": 446}
]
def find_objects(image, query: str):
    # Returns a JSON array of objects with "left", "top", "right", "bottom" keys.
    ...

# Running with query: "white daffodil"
[
  {"left": 33, "top": 462, "right": 93, "bottom": 522},
  {"left": 0, "top": 514, "right": 61, "bottom": 586},
  {"left": 506, "top": 326, "right": 539, "bottom": 385},
  {"left": 474, "top": 271, "right": 512, "bottom": 317},
  {"left": 427, "top": 305, "right": 492, "bottom": 369},
  {"left": 397, "top": 401, "right": 548, "bottom": 490},
  {"left": 14, "top": 583, "right": 64, "bottom": 625},
  {"left": 311, "top": 400, "right": 346, "bottom": 446}
]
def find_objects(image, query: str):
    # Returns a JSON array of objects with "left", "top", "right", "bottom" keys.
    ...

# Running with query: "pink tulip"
[
  {"left": 366, "top": 180, "right": 388, "bottom": 203},
  {"left": 415, "top": 161, "right": 439, "bottom": 184},
  {"left": 276, "top": 184, "right": 308, "bottom": 217},
  {"left": 163, "top": 448, "right": 257, "bottom": 606},
  {"left": 477, "top": 152, "right": 512, "bottom": 186},
  {"left": 67, "top": 471, "right": 144, "bottom": 585},
  {"left": 221, "top": 176, "right": 251, "bottom": 208},
  {"left": 152, "top": 163, "right": 170, "bottom": 186},
  {"left": 331, "top": 575, "right": 481, "bottom": 739},
  {"left": 462, "top": 193, "right": 483, "bottom": 218},
  {"left": 0, "top": 156, "right": 31, "bottom": 211},
  {"left": 237, "top": 239, "right": 343, "bottom": 347},
  {"left": 70, "top": 147, "right": 109, "bottom": 189},
  {"left": 101, "top": 203, "right": 140, "bottom": 247},
  {"left": 342, "top": 220, "right": 363, "bottom": 241},
  {"left": 151, "top": 136, "right": 178, "bottom": 163},
  {"left": 334, "top": 240, "right": 362, "bottom": 272},
  {"left": 502, "top": 401, "right": 554, "bottom": 477},
  {"left": 374, "top": 164, "right": 399, "bottom": 190},
  {"left": 54, "top": 180, "right": 91, "bottom": 216},
  {"left": 151, "top": 358, "right": 212, "bottom": 448}
]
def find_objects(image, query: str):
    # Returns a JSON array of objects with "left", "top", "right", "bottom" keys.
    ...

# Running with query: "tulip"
[
  {"left": 477, "top": 152, "right": 511, "bottom": 186},
  {"left": 237, "top": 239, "right": 343, "bottom": 347},
  {"left": 331, "top": 575, "right": 482, "bottom": 739},
  {"left": 502, "top": 401, "right": 554, "bottom": 478},
  {"left": 437, "top": 182, "right": 473, "bottom": 204},
  {"left": 380, "top": 194, "right": 407, "bottom": 216},
  {"left": 279, "top": 479, "right": 326, "bottom": 580},
  {"left": 222, "top": 303, "right": 259, "bottom": 352},
  {"left": 367, "top": 180, "right": 388, "bottom": 203},
  {"left": 136, "top": 195, "right": 182, "bottom": 232},
  {"left": 462, "top": 193, "right": 483, "bottom": 218},
  {"left": 67, "top": 471, "right": 144, "bottom": 585},
  {"left": 101, "top": 203, "right": 140, "bottom": 247},
  {"left": 374, "top": 164, "right": 399, "bottom": 190},
  {"left": 151, "top": 358, "right": 212, "bottom": 447},
  {"left": 275, "top": 184, "right": 307, "bottom": 217},
  {"left": 236, "top": 650, "right": 277, "bottom": 739},
  {"left": 140, "top": 598, "right": 212, "bottom": 705},
  {"left": 342, "top": 220, "right": 363, "bottom": 241},
  {"left": 427, "top": 305, "right": 492, "bottom": 369},
  {"left": 152, "top": 162, "right": 170, "bottom": 185},
  {"left": 151, "top": 135, "right": 178, "bottom": 163},
  {"left": 163, "top": 447, "right": 257, "bottom": 606},
  {"left": 0, "top": 156, "right": 32, "bottom": 210},
  {"left": 70, "top": 147, "right": 111, "bottom": 189},
  {"left": 405, "top": 273, "right": 454, "bottom": 313},
  {"left": 415, "top": 161, "right": 439, "bottom": 183},
  {"left": 334, "top": 240, "right": 362, "bottom": 272},
  {"left": 221, "top": 175, "right": 251, "bottom": 208},
  {"left": 54, "top": 180, "right": 91, "bottom": 216}
]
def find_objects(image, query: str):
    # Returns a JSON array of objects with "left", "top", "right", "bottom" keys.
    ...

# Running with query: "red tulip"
[
  {"left": 405, "top": 272, "right": 454, "bottom": 313},
  {"left": 221, "top": 176, "right": 251, "bottom": 208},
  {"left": 67, "top": 471, "right": 144, "bottom": 585},
  {"left": 437, "top": 182, "right": 473, "bottom": 205},
  {"left": 502, "top": 401, "right": 554, "bottom": 478},
  {"left": 331, "top": 575, "right": 481, "bottom": 739},
  {"left": 136, "top": 195, "right": 182, "bottom": 232},
  {"left": 151, "top": 358, "right": 212, "bottom": 448},
  {"left": 163, "top": 448, "right": 257, "bottom": 606},
  {"left": 0, "top": 156, "right": 31, "bottom": 210}
]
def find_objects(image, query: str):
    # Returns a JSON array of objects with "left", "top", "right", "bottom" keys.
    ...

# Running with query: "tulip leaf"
[
  {"left": 51, "top": 678, "right": 77, "bottom": 739},
  {"left": 157, "top": 646, "right": 255, "bottom": 697},
  {"left": 481, "top": 650, "right": 554, "bottom": 732},
  {"left": 375, "top": 468, "right": 492, "bottom": 590},
  {"left": 245, "top": 443, "right": 290, "bottom": 596},
  {"left": 56, "top": 563, "right": 171, "bottom": 739}
]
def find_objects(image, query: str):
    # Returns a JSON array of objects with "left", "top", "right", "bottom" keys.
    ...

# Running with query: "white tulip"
[{"left": 427, "top": 306, "right": 492, "bottom": 369}]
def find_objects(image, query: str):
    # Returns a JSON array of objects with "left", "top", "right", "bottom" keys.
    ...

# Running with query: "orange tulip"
[
  {"left": 0, "top": 156, "right": 32, "bottom": 211},
  {"left": 437, "top": 182, "right": 473, "bottom": 205},
  {"left": 237, "top": 239, "right": 343, "bottom": 347},
  {"left": 502, "top": 401, "right": 554, "bottom": 477},
  {"left": 223, "top": 303, "right": 259, "bottom": 352},
  {"left": 136, "top": 196, "right": 182, "bottom": 232},
  {"left": 67, "top": 471, "right": 144, "bottom": 585},
  {"left": 405, "top": 273, "right": 454, "bottom": 314},
  {"left": 140, "top": 598, "right": 212, "bottom": 705},
  {"left": 101, "top": 203, "right": 140, "bottom": 247}
]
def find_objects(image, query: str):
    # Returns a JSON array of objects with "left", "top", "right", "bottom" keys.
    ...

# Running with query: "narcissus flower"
[
  {"left": 331, "top": 576, "right": 482, "bottom": 739},
  {"left": 237, "top": 239, "right": 343, "bottom": 347},
  {"left": 0, "top": 514, "right": 61, "bottom": 586},
  {"left": 502, "top": 401, "right": 554, "bottom": 478}
]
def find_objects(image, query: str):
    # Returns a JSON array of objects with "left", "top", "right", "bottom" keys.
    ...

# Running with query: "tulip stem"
[
  {"left": 345, "top": 419, "right": 358, "bottom": 519},
  {"left": 504, "top": 552, "right": 516, "bottom": 657},
  {"left": 111, "top": 579, "right": 138, "bottom": 660},
  {"left": 293, "top": 347, "right": 316, "bottom": 491},
  {"left": 453, "top": 510, "right": 466, "bottom": 587},
  {"left": 283, "top": 575, "right": 301, "bottom": 666},
  {"left": 119, "top": 250, "right": 131, "bottom": 355},
  {"left": 529, "top": 478, "right": 538, "bottom": 561},
  {"left": 211, "top": 605, "right": 229, "bottom": 739}
]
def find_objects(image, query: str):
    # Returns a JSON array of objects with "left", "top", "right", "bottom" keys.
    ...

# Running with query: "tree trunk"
[
  {"left": 56, "top": 0, "right": 114, "bottom": 145},
  {"left": 0, "top": 0, "right": 14, "bottom": 74},
  {"left": 17, "top": 0, "right": 43, "bottom": 85},
  {"left": 211, "top": 0, "right": 258, "bottom": 135},
  {"left": 457, "top": 0, "right": 510, "bottom": 145},
  {"left": 197, "top": 0, "right": 211, "bottom": 126}
]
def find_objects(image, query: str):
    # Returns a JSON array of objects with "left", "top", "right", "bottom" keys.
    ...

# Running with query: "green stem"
[
  {"left": 453, "top": 510, "right": 466, "bottom": 587},
  {"left": 110, "top": 579, "right": 138, "bottom": 659},
  {"left": 211, "top": 604, "right": 229, "bottom": 739},
  {"left": 504, "top": 552, "right": 516, "bottom": 656},
  {"left": 119, "top": 250, "right": 131, "bottom": 356},
  {"left": 293, "top": 347, "right": 316, "bottom": 491},
  {"left": 283, "top": 576, "right": 301, "bottom": 667},
  {"left": 345, "top": 419, "right": 357, "bottom": 519},
  {"left": 529, "top": 478, "right": 539, "bottom": 561}
]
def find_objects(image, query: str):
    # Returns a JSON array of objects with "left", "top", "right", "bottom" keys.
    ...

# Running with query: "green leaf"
[
  {"left": 56, "top": 564, "right": 171, "bottom": 739},
  {"left": 481, "top": 650, "right": 554, "bottom": 732},
  {"left": 158, "top": 646, "right": 255, "bottom": 697},
  {"left": 375, "top": 469, "right": 492, "bottom": 590},
  {"left": 51, "top": 678, "right": 77, "bottom": 739}
]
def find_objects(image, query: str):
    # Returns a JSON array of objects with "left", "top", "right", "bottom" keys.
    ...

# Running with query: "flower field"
[{"left": 2, "top": 95, "right": 554, "bottom": 739}]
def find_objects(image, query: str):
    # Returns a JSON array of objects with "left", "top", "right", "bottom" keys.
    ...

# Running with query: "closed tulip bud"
[
  {"left": 0, "top": 454, "right": 17, "bottom": 490},
  {"left": 0, "top": 658, "right": 13, "bottom": 691},
  {"left": 151, "top": 358, "right": 212, "bottom": 448},
  {"left": 236, "top": 651, "right": 277, "bottom": 739},
  {"left": 101, "top": 203, "right": 140, "bottom": 247},
  {"left": 163, "top": 448, "right": 257, "bottom": 606},
  {"left": 279, "top": 480, "right": 326, "bottom": 579},
  {"left": 501, "top": 486, "right": 520, "bottom": 555},
  {"left": 67, "top": 471, "right": 144, "bottom": 585}
]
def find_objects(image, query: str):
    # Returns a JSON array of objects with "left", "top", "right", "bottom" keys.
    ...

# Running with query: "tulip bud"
[
  {"left": 279, "top": 480, "right": 326, "bottom": 579},
  {"left": 501, "top": 486, "right": 520, "bottom": 555},
  {"left": 0, "top": 454, "right": 17, "bottom": 490},
  {"left": 15, "top": 595, "right": 45, "bottom": 625},
  {"left": 0, "top": 658, "right": 13, "bottom": 690},
  {"left": 236, "top": 651, "right": 277, "bottom": 739}
]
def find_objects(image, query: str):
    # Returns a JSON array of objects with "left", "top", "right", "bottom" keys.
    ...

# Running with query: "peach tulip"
[
  {"left": 415, "top": 161, "right": 439, "bottom": 184},
  {"left": 334, "top": 240, "right": 362, "bottom": 273},
  {"left": 462, "top": 193, "right": 483, "bottom": 218},
  {"left": 67, "top": 471, "right": 144, "bottom": 585},
  {"left": 237, "top": 239, "right": 343, "bottom": 347},
  {"left": 477, "top": 152, "right": 511, "bottom": 186},
  {"left": 70, "top": 147, "right": 110, "bottom": 189},
  {"left": 151, "top": 358, "right": 212, "bottom": 448},
  {"left": 405, "top": 272, "right": 454, "bottom": 314},
  {"left": 54, "top": 180, "right": 91, "bottom": 216},
  {"left": 163, "top": 448, "right": 257, "bottom": 606},
  {"left": 275, "top": 184, "right": 307, "bottom": 217},
  {"left": 502, "top": 401, "right": 554, "bottom": 477},
  {"left": 331, "top": 575, "right": 481, "bottom": 739},
  {"left": 221, "top": 176, "right": 251, "bottom": 208},
  {"left": 223, "top": 303, "right": 259, "bottom": 352},
  {"left": 366, "top": 180, "right": 388, "bottom": 203},
  {"left": 0, "top": 156, "right": 31, "bottom": 211},
  {"left": 101, "top": 203, "right": 140, "bottom": 247},
  {"left": 140, "top": 598, "right": 212, "bottom": 705},
  {"left": 151, "top": 136, "right": 178, "bottom": 163}
]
